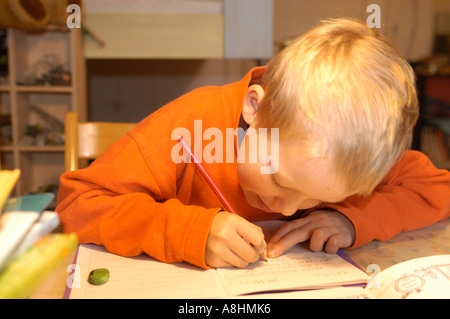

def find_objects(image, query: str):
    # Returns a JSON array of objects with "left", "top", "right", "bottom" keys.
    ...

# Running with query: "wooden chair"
[{"left": 64, "top": 111, "right": 136, "bottom": 172}]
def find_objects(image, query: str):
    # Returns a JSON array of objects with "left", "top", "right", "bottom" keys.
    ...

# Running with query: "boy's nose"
[
  {"left": 277, "top": 196, "right": 321, "bottom": 216},
  {"left": 273, "top": 197, "right": 300, "bottom": 216}
]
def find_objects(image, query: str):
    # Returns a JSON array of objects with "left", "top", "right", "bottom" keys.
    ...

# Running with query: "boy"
[{"left": 56, "top": 19, "right": 450, "bottom": 269}]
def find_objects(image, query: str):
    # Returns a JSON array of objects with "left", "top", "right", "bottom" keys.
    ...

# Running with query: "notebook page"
[
  {"left": 69, "top": 244, "right": 228, "bottom": 299},
  {"left": 216, "top": 242, "right": 368, "bottom": 296},
  {"left": 237, "top": 286, "right": 371, "bottom": 299}
]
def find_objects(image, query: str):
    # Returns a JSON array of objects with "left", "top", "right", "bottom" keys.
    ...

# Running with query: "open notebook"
[
  {"left": 239, "top": 254, "right": 450, "bottom": 299},
  {"left": 69, "top": 220, "right": 368, "bottom": 298}
]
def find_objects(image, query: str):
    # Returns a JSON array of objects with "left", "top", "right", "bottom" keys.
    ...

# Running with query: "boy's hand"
[
  {"left": 267, "top": 210, "right": 355, "bottom": 258},
  {"left": 205, "top": 211, "right": 266, "bottom": 268}
]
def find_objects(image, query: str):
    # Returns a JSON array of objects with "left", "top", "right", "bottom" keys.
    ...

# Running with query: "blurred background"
[
  {"left": 1, "top": 0, "right": 449, "bottom": 196},
  {"left": 84, "top": 0, "right": 448, "bottom": 122}
]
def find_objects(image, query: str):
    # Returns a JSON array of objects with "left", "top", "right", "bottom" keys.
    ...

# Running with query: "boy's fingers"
[
  {"left": 324, "top": 234, "right": 342, "bottom": 254},
  {"left": 224, "top": 248, "right": 250, "bottom": 268},
  {"left": 310, "top": 228, "right": 348, "bottom": 253},
  {"left": 221, "top": 254, "right": 249, "bottom": 269},
  {"left": 267, "top": 218, "right": 311, "bottom": 246},
  {"left": 267, "top": 221, "right": 313, "bottom": 258},
  {"left": 229, "top": 234, "right": 261, "bottom": 264},
  {"left": 206, "top": 241, "right": 249, "bottom": 268},
  {"left": 310, "top": 227, "right": 331, "bottom": 252},
  {"left": 235, "top": 218, "right": 267, "bottom": 252},
  {"left": 325, "top": 232, "right": 353, "bottom": 254}
]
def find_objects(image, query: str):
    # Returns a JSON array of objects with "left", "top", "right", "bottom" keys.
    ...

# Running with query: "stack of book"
[{"left": 0, "top": 169, "right": 78, "bottom": 299}]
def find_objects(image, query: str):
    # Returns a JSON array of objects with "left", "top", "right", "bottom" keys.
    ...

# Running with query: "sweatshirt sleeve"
[
  {"left": 56, "top": 132, "right": 219, "bottom": 269},
  {"left": 324, "top": 150, "right": 450, "bottom": 249}
]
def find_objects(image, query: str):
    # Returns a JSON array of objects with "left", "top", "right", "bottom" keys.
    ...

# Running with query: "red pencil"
[
  {"left": 177, "top": 136, "right": 268, "bottom": 261},
  {"left": 177, "top": 136, "right": 238, "bottom": 215}
]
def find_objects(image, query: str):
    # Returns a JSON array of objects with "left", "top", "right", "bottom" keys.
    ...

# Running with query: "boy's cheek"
[
  {"left": 236, "top": 161, "right": 255, "bottom": 186},
  {"left": 241, "top": 190, "right": 257, "bottom": 209}
]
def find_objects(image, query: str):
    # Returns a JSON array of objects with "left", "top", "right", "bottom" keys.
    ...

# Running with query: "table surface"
[
  {"left": 342, "top": 218, "right": 450, "bottom": 271},
  {"left": 30, "top": 218, "right": 450, "bottom": 298}
]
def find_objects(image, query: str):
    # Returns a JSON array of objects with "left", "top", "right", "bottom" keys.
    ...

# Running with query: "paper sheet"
[
  {"left": 70, "top": 244, "right": 228, "bottom": 299},
  {"left": 69, "top": 220, "right": 368, "bottom": 298},
  {"left": 217, "top": 243, "right": 367, "bottom": 296}
]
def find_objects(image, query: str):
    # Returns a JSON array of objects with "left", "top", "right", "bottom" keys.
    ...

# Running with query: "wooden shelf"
[
  {"left": 0, "top": 145, "right": 13, "bottom": 151},
  {"left": 17, "top": 145, "right": 65, "bottom": 152},
  {"left": 0, "top": 28, "right": 87, "bottom": 195},
  {"left": 15, "top": 85, "right": 73, "bottom": 94}
]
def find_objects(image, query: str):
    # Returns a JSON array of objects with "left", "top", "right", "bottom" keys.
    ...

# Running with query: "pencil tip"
[{"left": 260, "top": 248, "right": 268, "bottom": 262}]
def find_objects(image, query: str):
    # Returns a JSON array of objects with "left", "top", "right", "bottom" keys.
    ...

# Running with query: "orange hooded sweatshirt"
[{"left": 56, "top": 67, "right": 450, "bottom": 269}]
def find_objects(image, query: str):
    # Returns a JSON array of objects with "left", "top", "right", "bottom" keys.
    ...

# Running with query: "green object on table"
[{"left": 88, "top": 268, "right": 110, "bottom": 286}]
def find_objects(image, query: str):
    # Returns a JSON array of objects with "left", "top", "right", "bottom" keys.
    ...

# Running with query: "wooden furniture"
[
  {"left": 84, "top": 0, "right": 273, "bottom": 60},
  {"left": 0, "top": 28, "right": 87, "bottom": 195},
  {"left": 64, "top": 111, "right": 135, "bottom": 172}
]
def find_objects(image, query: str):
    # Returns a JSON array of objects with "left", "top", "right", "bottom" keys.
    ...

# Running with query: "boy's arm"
[
  {"left": 56, "top": 134, "right": 218, "bottom": 269},
  {"left": 325, "top": 150, "right": 450, "bottom": 249}
]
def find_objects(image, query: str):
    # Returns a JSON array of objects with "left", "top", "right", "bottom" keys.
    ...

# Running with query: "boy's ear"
[{"left": 242, "top": 85, "right": 265, "bottom": 125}]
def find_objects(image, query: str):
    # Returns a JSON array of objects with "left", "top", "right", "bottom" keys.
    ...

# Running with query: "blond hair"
[{"left": 256, "top": 18, "right": 418, "bottom": 196}]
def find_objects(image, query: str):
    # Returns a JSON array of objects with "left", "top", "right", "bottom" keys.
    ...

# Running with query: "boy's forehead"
[{"left": 276, "top": 143, "right": 349, "bottom": 200}]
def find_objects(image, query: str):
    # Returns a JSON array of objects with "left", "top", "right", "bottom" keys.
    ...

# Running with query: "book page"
[
  {"left": 367, "top": 254, "right": 450, "bottom": 299},
  {"left": 217, "top": 243, "right": 368, "bottom": 296},
  {"left": 238, "top": 286, "right": 372, "bottom": 299},
  {"left": 216, "top": 220, "right": 368, "bottom": 296},
  {"left": 0, "top": 211, "right": 39, "bottom": 269},
  {"left": 0, "top": 193, "right": 56, "bottom": 269},
  {"left": 69, "top": 244, "right": 229, "bottom": 299}
]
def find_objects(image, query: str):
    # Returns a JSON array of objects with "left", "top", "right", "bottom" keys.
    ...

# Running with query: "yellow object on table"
[
  {"left": 0, "top": 169, "right": 20, "bottom": 210},
  {"left": 0, "top": 233, "right": 78, "bottom": 299}
]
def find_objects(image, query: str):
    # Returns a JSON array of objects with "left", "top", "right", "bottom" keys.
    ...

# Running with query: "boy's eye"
[{"left": 271, "top": 175, "right": 284, "bottom": 190}]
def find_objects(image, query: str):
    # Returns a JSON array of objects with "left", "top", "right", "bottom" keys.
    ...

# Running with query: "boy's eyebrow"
[
  {"left": 273, "top": 170, "right": 297, "bottom": 190},
  {"left": 275, "top": 167, "right": 349, "bottom": 203},
  {"left": 272, "top": 173, "right": 288, "bottom": 188}
]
